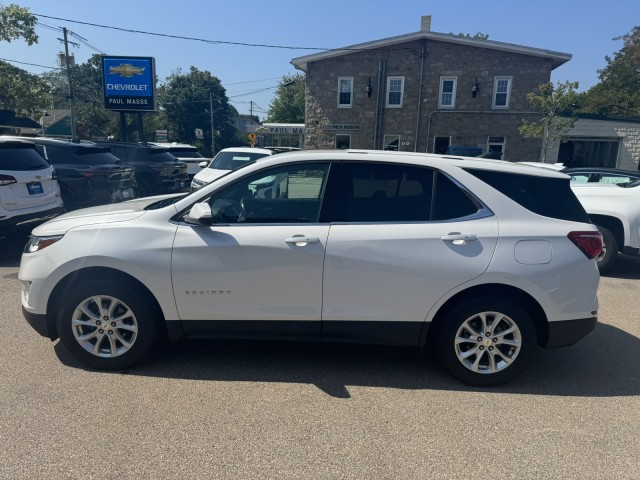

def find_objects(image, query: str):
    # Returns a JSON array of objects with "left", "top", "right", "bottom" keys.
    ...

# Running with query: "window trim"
[
  {"left": 487, "top": 136, "right": 506, "bottom": 155},
  {"left": 337, "top": 77, "right": 353, "bottom": 108},
  {"left": 492, "top": 76, "right": 512, "bottom": 109},
  {"left": 438, "top": 76, "right": 457, "bottom": 109},
  {"left": 386, "top": 76, "right": 405, "bottom": 108}
]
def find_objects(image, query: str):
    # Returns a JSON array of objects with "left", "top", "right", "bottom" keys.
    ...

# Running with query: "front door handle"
[
  {"left": 285, "top": 235, "right": 320, "bottom": 247},
  {"left": 441, "top": 233, "right": 478, "bottom": 245}
]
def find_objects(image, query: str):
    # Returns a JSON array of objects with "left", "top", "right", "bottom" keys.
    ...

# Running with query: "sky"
[{"left": 2, "top": 0, "right": 639, "bottom": 122}]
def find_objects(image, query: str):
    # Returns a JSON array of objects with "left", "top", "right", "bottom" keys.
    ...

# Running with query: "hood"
[
  {"left": 30, "top": 194, "right": 181, "bottom": 236},
  {"left": 193, "top": 168, "right": 231, "bottom": 184}
]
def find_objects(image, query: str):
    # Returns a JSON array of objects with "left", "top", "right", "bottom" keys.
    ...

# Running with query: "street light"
[{"left": 208, "top": 92, "right": 226, "bottom": 155}]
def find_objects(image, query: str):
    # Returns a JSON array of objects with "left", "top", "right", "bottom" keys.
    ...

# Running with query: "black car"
[
  {"left": 99, "top": 142, "right": 190, "bottom": 197},
  {"left": 3, "top": 137, "right": 138, "bottom": 210},
  {"left": 562, "top": 167, "right": 640, "bottom": 185}
]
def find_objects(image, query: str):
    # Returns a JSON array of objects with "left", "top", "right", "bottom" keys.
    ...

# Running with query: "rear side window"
[
  {"left": 168, "top": 148, "right": 204, "bottom": 158},
  {"left": 0, "top": 143, "right": 50, "bottom": 170},
  {"left": 145, "top": 149, "right": 179, "bottom": 163},
  {"left": 465, "top": 168, "right": 590, "bottom": 223},
  {"left": 45, "top": 146, "right": 121, "bottom": 165}
]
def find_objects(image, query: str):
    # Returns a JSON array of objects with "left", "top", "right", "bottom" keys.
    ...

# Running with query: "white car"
[
  {"left": 570, "top": 180, "right": 640, "bottom": 272},
  {"left": 0, "top": 138, "right": 64, "bottom": 235},
  {"left": 190, "top": 147, "right": 273, "bottom": 191},
  {"left": 19, "top": 150, "right": 602, "bottom": 386}
]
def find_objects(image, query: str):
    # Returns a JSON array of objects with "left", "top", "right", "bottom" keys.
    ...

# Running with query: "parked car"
[
  {"left": 98, "top": 141, "right": 189, "bottom": 197},
  {"left": 0, "top": 138, "right": 64, "bottom": 235},
  {"left": 149, "top": 142, "right": 209, "bottom": 179},
  {"left": 20, "top": 150, "right": 602, "bottom": 386},
  {"left": 444, "top": 145, "right": 485, "bottom": 157},
  {"left": 191, "top": 147, "right": 273, "bottom": 191},
  {"left": 563, "top": 167, "right": 640, "bottom": 185},
  {"left": 570, "top": 179, "right": 640, "bottom": 273},
  {"left": 2, "top": 137, "right": 138, "bottom": 210}
]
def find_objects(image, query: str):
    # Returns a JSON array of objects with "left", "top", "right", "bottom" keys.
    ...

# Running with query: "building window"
[
  {"left": 336, "top": 134, "right": 351, "bottom": 149},
  {"left": 337, "top": 77, "right": 353, "bottom": 108},
  {"left": 433, "top": 136, "right": 451, "bottom": 154},
  {"left": 383, "top": 135, "right": 400, "bottom": 151},
  {"left": 493, "top": 77, "right": 512, "bottom": 109},
  {"left": 487, "top": 136, "right": 505, "bottom": 159},
  {"left": 438, "top": 77, "right": 457, "bottom": 108},
  {"left": 386, "top": 76, "right": 404, "bottom": 107}
]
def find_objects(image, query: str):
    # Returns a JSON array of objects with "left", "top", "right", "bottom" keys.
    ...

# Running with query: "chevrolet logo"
[{"left": 108, "top": 64, "right": 145, "bottom": 78}]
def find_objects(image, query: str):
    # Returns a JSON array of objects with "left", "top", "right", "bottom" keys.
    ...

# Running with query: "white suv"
[
  {"left": 1, "top": 138, "right": 64, "bottom": 235},
  {"left": 191, "top": 147, "right": 273, "bottom": 191},
  {"left": 19, "top": 151, "right": 602, "bottom": 386}
]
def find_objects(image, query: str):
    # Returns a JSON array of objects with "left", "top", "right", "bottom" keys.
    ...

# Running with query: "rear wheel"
[
  {"left": 437, "top": 297, "right": 536, "bottom": 386},
  {"left": 56, "top": 280, "right": 160, "bottom": 370},
  {"left": 595, "top": 225, "right": 618, "bottom": 274}
]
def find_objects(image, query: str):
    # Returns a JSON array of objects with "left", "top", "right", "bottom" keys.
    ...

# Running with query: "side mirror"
[
  {"left": 198, "top": 161, "right": 208, "bottom": 169},
  {"left": 184, "top": 202, "right": 212, "bottom": 225}
]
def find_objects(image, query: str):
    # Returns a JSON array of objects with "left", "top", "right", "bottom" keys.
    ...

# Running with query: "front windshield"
[{"left": 210, "top": 151, "right": 270, "bottom": 170}]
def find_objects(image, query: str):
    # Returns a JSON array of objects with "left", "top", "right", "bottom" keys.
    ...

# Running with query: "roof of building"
[{"left": 291, "top": 30, "right": 572, "bottom": 71}]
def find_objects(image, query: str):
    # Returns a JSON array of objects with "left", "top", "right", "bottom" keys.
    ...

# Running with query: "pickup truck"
[{"left": 570, "top": 179, "right": 640, "bottom": 273}]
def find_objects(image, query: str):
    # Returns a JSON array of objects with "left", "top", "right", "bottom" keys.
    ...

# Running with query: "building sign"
[
  {"left": 268, "top": 126, "right": 305, "bottom": 134},
  {"left": 321, "top": 124, "right": 361, "bottom": 131},
  {"left": 102, "top": 56, "right": 156, "bottom": 111},
  {"left": 156, "top": 129, "right": 168, "bottom": 142}
]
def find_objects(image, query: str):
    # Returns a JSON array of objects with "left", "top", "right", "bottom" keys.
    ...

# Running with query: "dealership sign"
[{"left": 102, "top": 56, "right": 156, "bottom": 111}]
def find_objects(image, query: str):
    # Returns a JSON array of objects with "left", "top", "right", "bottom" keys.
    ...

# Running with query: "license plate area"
[{"left": 27, "top": 182, "right": 44, "bottom": 195}]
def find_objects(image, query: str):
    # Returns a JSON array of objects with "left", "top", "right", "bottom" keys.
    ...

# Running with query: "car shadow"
[
  {"left": 0, "top": 234, "right": 29, "bottom": 268},
  {"left": 54, "top": 322, "right": 640, "bottom": 398},
  {"left": 601, "top": 254, "right": 640, "bottom": 279}
]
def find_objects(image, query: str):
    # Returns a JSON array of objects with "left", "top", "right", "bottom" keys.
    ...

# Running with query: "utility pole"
[
  {"left": 250, "top": 101, "right": 253, "bottom": 126},
  {"left": 62, "top": 28, "right": 77, "bottom": 140},
  {"left": 209, "top": 91, "right": 215, "bottom": 155}
]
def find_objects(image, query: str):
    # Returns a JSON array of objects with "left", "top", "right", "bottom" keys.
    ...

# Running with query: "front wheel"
[
  {"left": 437, "top": 297, "right": 536, "bottom": 387},
  {"left": 56, "top": 280, "right": 160, "bottom": 370}
]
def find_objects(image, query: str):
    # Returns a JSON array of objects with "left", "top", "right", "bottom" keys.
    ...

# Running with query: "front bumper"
[
  {"left": 22, "top": 306, "right": 56, "bottom": 340},
  {"left": 545, "top": 316, "right": 597, "bottom": 349}
]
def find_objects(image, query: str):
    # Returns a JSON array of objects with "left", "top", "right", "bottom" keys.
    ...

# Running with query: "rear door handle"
[
  {"left": 285, "top": 235, "right": 320, "bottom": 246},
  {"left": 441, "top": 233, "right": 478, "bottom": 245}
]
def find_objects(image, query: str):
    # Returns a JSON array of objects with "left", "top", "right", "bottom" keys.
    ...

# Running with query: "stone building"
[{"left": 291, "top": 16, "right": 571, "bottom": 162}]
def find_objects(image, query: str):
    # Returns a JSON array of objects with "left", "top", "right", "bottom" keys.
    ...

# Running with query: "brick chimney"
[{"left": 421, "top": 15, "right": 431, "bottom": 32}]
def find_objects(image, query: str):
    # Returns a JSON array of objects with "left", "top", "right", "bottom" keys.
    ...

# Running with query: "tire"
[
  {"left": 437, "top": 297, "right": 536, "bottom": 387},
  {"left": 56, "top": 280, "right": 161, "bottom": 370},
  {"left": 595, "top": 225, "right": 618, "bottom": 274}
]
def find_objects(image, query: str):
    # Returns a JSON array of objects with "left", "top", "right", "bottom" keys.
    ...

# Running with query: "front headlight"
[
  {"left": 24, "top": 234, "right": 64, "bottom": 253},
  {"left": 191, "top": 178, "right": 206, "bottom": 191}
]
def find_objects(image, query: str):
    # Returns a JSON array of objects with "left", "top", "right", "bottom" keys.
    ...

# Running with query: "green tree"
[
  {"left": 519, "top": 81, "right": 580, "bottom": 162},
  {"left": 580, "top": 26, "right": 640, "bottom": 117},
  {"left": 0, "top": 4, "right": 49, "bottom": 116},
  {"left": 159, "top": 67, "right": 237, "bottom": 155},
  {"left": 0, "top": 61, "right": 51, "bottom": 114},
  {"left": 266, "top": 73, "right": 305, "bottom": 123},
  {"left": 0, "top": 3, "right": 37, "bottom": 44}
]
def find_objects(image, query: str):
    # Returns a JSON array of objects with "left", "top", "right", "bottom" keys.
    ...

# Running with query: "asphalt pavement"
[{"left": 0, "top": 234, "right": 638, "bottom": 479}]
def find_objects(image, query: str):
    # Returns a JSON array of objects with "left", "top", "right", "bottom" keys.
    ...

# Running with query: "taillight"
[
  {"left": 568, "top": 231, "right": 603, "bottom": 260},
  {"left": 0, "top": 174, "right": 17, "bottom": 186}
]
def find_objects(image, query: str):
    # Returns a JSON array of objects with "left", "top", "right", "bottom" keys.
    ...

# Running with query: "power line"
[
  {"left": 0, "top": 57, "right": 61, "bottom": 70},
  {"left": 33, "top": 13, "right": 330, "bottom": 51}
]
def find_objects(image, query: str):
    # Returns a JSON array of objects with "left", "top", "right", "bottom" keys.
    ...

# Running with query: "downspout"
[
  {"left": 373, "top": 60, "right": 386, "bottom": 150},
  {"left": 414, "top": 40, "right": 426, "bottom": 152}
]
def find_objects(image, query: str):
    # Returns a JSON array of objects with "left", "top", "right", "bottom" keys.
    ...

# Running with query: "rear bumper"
[
  {"left": 545, "top": 316, "right": 597, "bottom": 349},
  {"left": 0, "top": 206, "right": 65, "bottom": 235}
]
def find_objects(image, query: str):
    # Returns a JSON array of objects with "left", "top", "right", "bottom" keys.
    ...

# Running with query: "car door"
[
  {"left": 171, "top": 162, "right": 332, "bottom": 341},
  {"left": 322, "top": 162, "right": 499, "bottom": 346}
]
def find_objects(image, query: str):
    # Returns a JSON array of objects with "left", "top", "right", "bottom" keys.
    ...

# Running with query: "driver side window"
[{"left": 209, "top": 163, "right": 330, "bottom": 224}]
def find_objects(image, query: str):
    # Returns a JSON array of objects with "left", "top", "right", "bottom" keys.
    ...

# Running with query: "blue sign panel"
[{"left": 102, "top": 56, "right": 156, "bottom": 111}]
